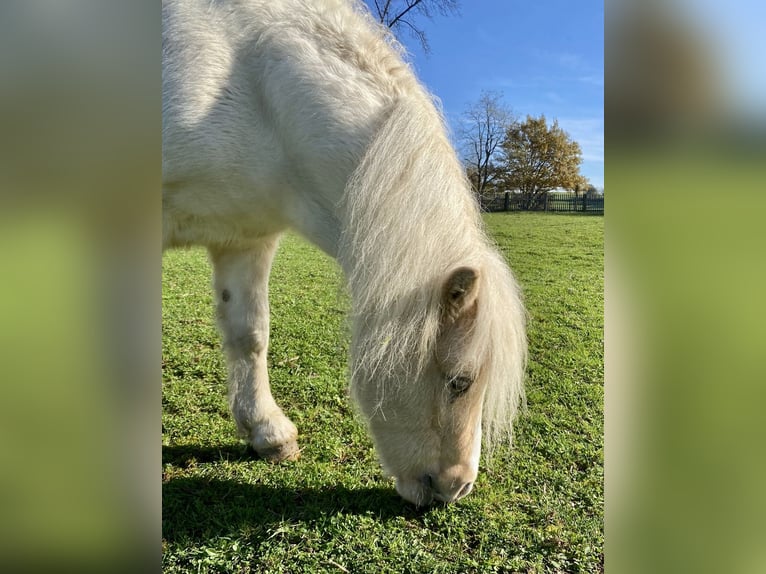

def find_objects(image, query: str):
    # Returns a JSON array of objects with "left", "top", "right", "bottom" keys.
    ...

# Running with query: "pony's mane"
[
  {"left": 267, "top": 0, "right": 418, "bottom": 99},
  {"left": 338, "top": 94, "right": 527, "bottom": 452}
]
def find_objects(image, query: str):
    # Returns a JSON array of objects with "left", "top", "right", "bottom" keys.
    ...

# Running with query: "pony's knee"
[{"left": 226, "top": 332, "right": 267, "bottom": 356}]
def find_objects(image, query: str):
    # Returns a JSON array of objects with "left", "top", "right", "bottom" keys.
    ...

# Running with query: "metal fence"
[{"left": 480, "top": 192, "right": 604, "bottom": 214}]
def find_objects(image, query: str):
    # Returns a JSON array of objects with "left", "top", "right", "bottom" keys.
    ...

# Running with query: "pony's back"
[{"left": 162, "top": 0, "right": 430, "bottom": 250}]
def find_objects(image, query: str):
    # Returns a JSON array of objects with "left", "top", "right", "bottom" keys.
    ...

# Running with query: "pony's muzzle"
[
  {"left": 395, "top": 470, "right": 475, "bottom": 507},
  {"left": 429, "top": 462, "right": 478, "bottom": 503},
  {"left": 429, "top": 475, "right": 474, "bottom": 504}
]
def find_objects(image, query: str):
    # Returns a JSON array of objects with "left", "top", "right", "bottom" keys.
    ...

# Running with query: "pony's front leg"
[{"left": 209, "top": 238, "right": 299, "bottom": 462}]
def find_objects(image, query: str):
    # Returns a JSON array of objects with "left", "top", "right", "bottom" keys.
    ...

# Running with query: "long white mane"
[{"left": 338, "top": 90, "right": 527, "bottom": 451}]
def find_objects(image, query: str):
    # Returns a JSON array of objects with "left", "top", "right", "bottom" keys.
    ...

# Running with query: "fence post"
[
  {"left": 582, "top": 194, "right": 587, "bottom": 212},
  {"left": 504, "top": 191, "right": 510, "bottom": 211},
  {"left": 545, "top": 193, "right": 549, "bottom": 212}
]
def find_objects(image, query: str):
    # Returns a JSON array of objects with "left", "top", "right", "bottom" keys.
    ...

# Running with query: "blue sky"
[{"left": 364, "top": 0, "right": 604, "bottom": 189}]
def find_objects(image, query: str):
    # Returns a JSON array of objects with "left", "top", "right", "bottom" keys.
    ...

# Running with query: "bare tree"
[
  {"left": 459, "top": 91, "right": 514, "bottom": 198},
  {"left": 368, "top": 0, "right": 459, "bottom": 53}
]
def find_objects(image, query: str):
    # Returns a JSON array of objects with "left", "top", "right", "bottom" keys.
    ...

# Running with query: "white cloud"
[{"left": 558, "top": 117, "right": 604, "bottom": 164}]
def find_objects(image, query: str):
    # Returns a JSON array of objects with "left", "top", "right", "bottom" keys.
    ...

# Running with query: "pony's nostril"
[
  {"left": 426, "top": 477, "right": 473, "bottom": 503},
  {"left": 456, "top": 481, "right": 473, "bottom": 500}
]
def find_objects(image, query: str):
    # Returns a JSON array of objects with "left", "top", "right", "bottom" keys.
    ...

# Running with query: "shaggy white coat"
[{"left": 163, "top": 0, "right": 526, "bottom": 506}]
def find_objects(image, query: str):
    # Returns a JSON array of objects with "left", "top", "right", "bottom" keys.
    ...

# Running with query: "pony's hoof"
[{"left": 257, "top": 440, "right": 300, "bottom": 462}]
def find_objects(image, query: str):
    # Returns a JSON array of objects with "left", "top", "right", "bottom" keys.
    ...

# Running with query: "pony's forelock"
[{"left": 474, "top": 250, "right": 527, "bottom": 453}]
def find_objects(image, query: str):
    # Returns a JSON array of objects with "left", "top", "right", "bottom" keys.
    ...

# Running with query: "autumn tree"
[
  {"left": 571, "top": 175, "right": 591, "bottom": 197},
  {"left": 459, "top": 91, "right": 514, "bottom": 198},
  {"left": 367, "top": 0, "right": 459, "bottom": 53},
  {"left": 500, "top": 115, "right": 585, "bottom": 209}
]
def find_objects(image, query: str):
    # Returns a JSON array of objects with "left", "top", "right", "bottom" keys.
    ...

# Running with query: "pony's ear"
[{"left": 442, "top": 267, "right": 479, "bottom": 321}]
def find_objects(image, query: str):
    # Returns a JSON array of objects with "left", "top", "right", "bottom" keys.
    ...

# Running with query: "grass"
[{"left": 162, "top": 213, "right": 603, "bottom": 573}]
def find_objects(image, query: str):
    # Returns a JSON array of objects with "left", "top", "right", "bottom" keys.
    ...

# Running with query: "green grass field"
[{"left": 162, "top": 213, "right": 603, "bottom": 573}]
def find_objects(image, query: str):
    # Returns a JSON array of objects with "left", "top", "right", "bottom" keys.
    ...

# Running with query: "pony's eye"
[{"left": 448, "top": 375, "right": 473, "bottom": 398}]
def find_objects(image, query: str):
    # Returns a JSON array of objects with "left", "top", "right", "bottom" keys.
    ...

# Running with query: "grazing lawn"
[{"left": 162, "top": 213, "right": 603, "bottom": 573}]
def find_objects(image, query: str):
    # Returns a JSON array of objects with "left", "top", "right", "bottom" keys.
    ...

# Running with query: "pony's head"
[
  {"left": 349, "top": 255, "right": 526, "bottom": 506},
  {"left": 339, "top": 99, "right": 526, "bottom": 506}
]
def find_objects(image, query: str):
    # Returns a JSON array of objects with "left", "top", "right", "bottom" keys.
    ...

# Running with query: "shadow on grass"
[
  {"left": 163, "top": 443, "right": 259, "bottom": 466},
  {"left": 163, "top": 444, "right": 427, "bottom": 544}
]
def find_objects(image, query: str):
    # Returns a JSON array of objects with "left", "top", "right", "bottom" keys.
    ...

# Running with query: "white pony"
[{"left": 162, "top": 0, "right": 526, "bottom": 506}]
